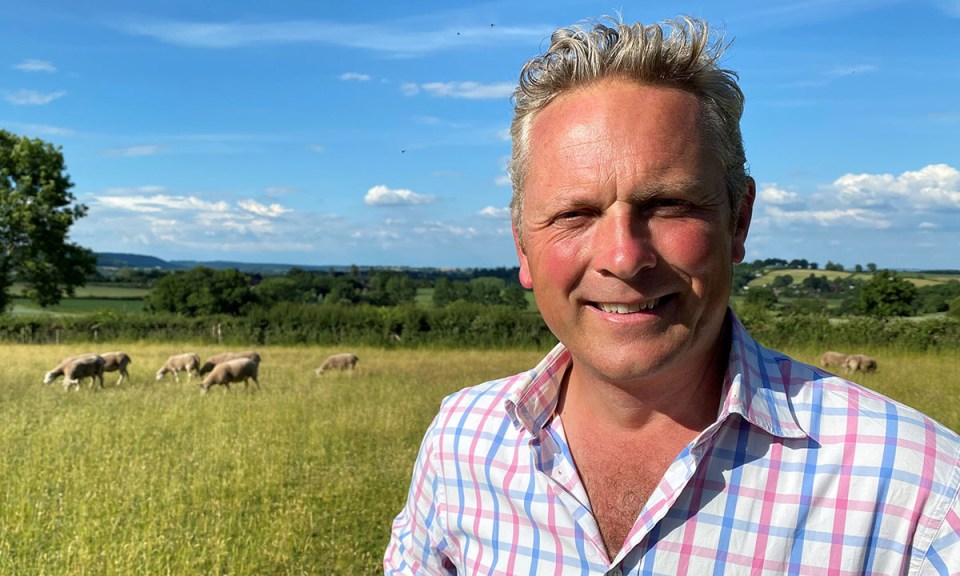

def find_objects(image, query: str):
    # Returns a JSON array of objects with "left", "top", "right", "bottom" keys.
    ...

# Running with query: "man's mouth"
[{"left": 593, "top": 298, "right": 661, "bottom": 314}]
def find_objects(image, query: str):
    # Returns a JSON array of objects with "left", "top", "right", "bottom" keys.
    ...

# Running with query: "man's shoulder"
[
  {"left": 760, "top": 346, "right": 960, "bottom": 451},
  {"left": 430, "top": 370, "right": 529, "bottom": 432}
]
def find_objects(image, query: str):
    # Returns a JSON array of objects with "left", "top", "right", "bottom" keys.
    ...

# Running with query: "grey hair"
[{"left": 509, "top": 16, "right": 749, "bottom": 245}]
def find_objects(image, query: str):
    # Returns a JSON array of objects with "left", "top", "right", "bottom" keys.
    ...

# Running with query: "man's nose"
[{"left": 593, "top": 207, "right": 655, "bottom": 279}]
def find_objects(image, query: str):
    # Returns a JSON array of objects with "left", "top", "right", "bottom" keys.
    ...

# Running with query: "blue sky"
[{"left": 2, "top": 0, "right": 958, "bottom": 270}]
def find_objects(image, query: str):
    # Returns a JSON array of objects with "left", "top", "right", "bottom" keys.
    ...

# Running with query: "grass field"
[{"left": 0, "top": 343, "right": 957, "bottom": 574}]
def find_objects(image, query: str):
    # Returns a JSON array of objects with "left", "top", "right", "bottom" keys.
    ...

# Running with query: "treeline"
[
  {"left": 140, "top": 266, "right": 529, "bottom": 316},
  {"left": 0, "top": 303, "right": 555, "bottom": 348},
  {"left": 3, "top": 304, "right": 959, "bottom": 352}
]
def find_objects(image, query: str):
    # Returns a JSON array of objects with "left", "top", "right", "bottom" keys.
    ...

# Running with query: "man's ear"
[
  {"left": 732, "top": 177, "right": 755, "bottom": 264},
  {"left": 513, "top": 226, "right": 534, "bottom": 289}
]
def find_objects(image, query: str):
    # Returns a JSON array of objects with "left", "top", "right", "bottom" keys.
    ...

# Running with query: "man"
[{"left": 386, "top": 17, "right": 960, "bottom": 574}]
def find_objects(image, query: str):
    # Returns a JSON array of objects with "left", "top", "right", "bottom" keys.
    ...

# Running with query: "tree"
[
  {"left": 855, "top": 270, "right": 918, "bottom": 318},
  {"left": 144, "top": 266, "right": 256, "bottom": 316},
  {"left": 0, "top": 130, "right": 96, "bottom": 310}
]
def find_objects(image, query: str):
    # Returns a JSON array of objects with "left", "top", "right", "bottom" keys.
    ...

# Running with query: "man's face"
[{"left": 514, "top": 79, "right": 753, "bottom": 386}]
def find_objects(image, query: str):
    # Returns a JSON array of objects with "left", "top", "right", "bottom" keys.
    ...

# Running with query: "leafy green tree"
[
  {"left": 145, "top": 266, "right": 256, "bottom": 316},
  {"left": 854, "top": 270, "right": 918, "bottom": 318},
  {"left": 0, "top": 130, "right": 96, "bottom": 310},
  {"left": 501, "top": 285, "right": 531, "bottom": 310},
  {"left": 744, "top": 286, "right": 778, "bottom": 308},
  {"left": 948, "top": 296, "right": 960, "bottom": 319},
  {"left": 772, "top": 274, "right": 794, "bottom": 289},
  {"left": 469, "top": 277, "right": 505, "bottom": 305}
]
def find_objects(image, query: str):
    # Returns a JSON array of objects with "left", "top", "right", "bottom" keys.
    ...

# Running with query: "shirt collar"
[
  {"left": 721, "top": 313, "right": 809, "bottom": 439},
  {"left": 503, "top": 311, "right": 810, "bottom": 441}
]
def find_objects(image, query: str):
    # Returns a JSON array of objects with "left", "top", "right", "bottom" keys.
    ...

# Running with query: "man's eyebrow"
[{"left": 627, "top": 180, "right": 705, "bottom": 201}]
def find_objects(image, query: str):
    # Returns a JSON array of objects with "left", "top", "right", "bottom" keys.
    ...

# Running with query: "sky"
[{"left": 2, "top": 0, "right": 958, "bottom": 270}]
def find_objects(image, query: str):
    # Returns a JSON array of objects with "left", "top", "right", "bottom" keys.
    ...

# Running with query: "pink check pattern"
[{"left": 385, "top": 314, "right": 960, "bottom": 575}]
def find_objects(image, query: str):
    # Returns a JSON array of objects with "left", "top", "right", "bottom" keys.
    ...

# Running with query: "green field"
[
  {"left": 1, "top": 343, "right": 957, "bottom": 573},
  {"left": 748, "top": 268, "right": 958, "bottom": 289}
]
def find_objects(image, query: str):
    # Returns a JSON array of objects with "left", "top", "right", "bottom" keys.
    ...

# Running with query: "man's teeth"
[{"left": 597, "top": 299, "right": 659, "bottom": 314}]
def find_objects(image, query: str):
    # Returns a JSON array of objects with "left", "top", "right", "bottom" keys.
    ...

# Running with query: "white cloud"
[
  {"left": 364, "top": 184, "right": 435, "bottom": 206},
  {"left": 96, "top": 194, "right": 231, "bottom": 213},
  {"left": 102, "top": 145, "right": 164, "bottom": 157},
  {"left": 15, "top": 59, "right": 56, "bottom": 73},
  {"left": 114, "top": 18, "right": 551, "bottom": 56},
  {"left": 5, "top": 89, "right": 66, "bottom": 105},
  {"left": 339, "top": 72, "right": 370, "bottom": 81},
  {"left": 832, "top": 164, "right": 960, "bottom": 210},
  {"left": 918, "top": 221, "right": 939, "bottom": 229},
  {"left": 479, "top": 206, "right": 510, "bottom": 219},
  {"left": 308, "top": 144, "right": 326, "bottom": 153},
  {"left": 758, "top": 184, "right": 800, "bottom": 205},
  {"left": 414, "top": 115, "right": 441, "bottom": 125},
  {"left": 418, "top": 81, "right": 514, "bottom": 100},
  {"left": 238, "top": 199, "right": 291, "bottom": 217},
  {"left": 413, "top": 220, "right": 478, "bottom": 238},
  {"left": 765, "top": 206, "right": 891, "bottom": 229},
  {"left": 400, "top": 83, "right": 420, "bottom": 96},
  {"left": 7, "top": 122, "right": 74, "bottom": 136}
]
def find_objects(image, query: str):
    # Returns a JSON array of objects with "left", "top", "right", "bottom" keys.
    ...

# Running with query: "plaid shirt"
[{"left": 385, "top": 314, "right": 960, "bottom": 574}]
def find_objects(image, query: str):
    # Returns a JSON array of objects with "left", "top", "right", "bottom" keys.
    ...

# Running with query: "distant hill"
[
  {"left": 95, "top": 252, "right": 347, "bottom": 274},
  {"left": 96, "top": 252, "right": 175, "bottom": 269}
]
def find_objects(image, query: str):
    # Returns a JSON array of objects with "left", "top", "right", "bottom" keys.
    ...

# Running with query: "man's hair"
[{"left": 509, "top": 16, "right": 748, "bottom": 245}]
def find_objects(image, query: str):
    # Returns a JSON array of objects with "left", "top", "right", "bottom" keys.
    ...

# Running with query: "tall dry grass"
[
  {"left": 0, "top": 343, "right": 544, "bottom": 574},
  {"left": 0, "top": 343, "right": 955, "bottom": 573}
]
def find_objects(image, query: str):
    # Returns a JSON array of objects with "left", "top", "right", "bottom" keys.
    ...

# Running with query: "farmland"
[{"left": 1, "top": 342, "right": 957, "bottom": 574}]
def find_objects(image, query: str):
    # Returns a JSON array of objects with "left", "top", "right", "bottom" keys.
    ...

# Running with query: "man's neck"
[{"left": 556, "top": 326, "right": 730, "bottom": 434}]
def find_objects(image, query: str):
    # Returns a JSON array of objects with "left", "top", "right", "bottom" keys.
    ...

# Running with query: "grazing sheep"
[
  {"left": 156, "top": 353, "right": 202, "bottom": 383},
  {"left": 820, "top": 351, "right": 849, "bottom": 369},
  {"left": 199, "top": 350, "right": 261, "bottom": 375},
  {"left": 43, "top": 355, "right": 80, "bottom": 385},
  {"left": 100, "top": 351, "right": 132, "bottom": 385},
  {"left": 200, "top": 358, "right": 260, "bottom": 394},
  {"left": 315, "top": 352, "right": 359, "bottom": 375},
  {"left": 845, "top": 354, "right": 878, "bottom": 374},
  {"left": 50, "top": 354, "right": 105, "bottom": 392}
]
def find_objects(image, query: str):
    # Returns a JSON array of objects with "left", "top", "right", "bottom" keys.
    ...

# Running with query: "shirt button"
[{"left": 605, "top": 568, "right": 622, "bottom": 576}]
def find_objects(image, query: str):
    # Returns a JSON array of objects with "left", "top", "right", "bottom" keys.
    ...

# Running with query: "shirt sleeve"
[
  {"left": 919, "top": 496, "right": 960, "bottom": 575},
  {"left": 384, "top": 413, "right": 457, "bottom": 575}
]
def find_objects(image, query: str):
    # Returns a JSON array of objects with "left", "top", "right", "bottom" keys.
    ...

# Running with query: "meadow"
[{"left": 0, "top": 342, "right": 956, "bottom": 574}]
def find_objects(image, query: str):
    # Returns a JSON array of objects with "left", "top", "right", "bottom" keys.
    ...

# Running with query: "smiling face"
[{"left": 515, "top": 79, "right": 753, "bottom": 388}]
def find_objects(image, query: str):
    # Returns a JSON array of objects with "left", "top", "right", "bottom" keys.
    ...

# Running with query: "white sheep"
[
  {"left": 43, "top": 355, "right": 80, "bottom": 385},
  {"left": 315, "top": 352, "right": 359, "bottom": 375},
  {"left": 199, "top": 350, "right": 261, "bottom": 375},
  {"left": 99, "top": 351, "right": 132, "bottom": 385},
  {"left": 200, "top": 358, "right": 261, "bottom": 394},
  {"left": 845, "top": 354, "right": 878, "bottom": 374},
  {"left": 820, "top": 351, "right": 849, "bottom": 370},
  {"left": 156, "top": 353, "right": 202, "bottom": 383},
  {"left": 57, "top": 354, "right": 106, "bottom": 392}
]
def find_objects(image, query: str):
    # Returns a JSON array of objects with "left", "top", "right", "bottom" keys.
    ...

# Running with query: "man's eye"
[{"left": 555, "top": 210, "right": 588, "bottom": 221}]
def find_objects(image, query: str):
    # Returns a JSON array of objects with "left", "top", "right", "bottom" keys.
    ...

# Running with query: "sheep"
[
  {"left": 45, "top": 354, "right": 105, "bottom": 392},
  {"left": 844, "top": 354, "right": 878, "bottom": 374},
  {"left": 315, "top": 352, "right": 359, "bottom": 375},
  {"left": 65, "top": 355, "right": 106, "bottom": 391},
  {"left": 43, "top": 355, "right": 81, "bottom": 385},
  {"left": 200, "top": 358, "right": 260, "bottom": 394},
  {"left": 820, "top": 351, "right": 849, "bottom": 369},
  {"left": 156, "top": 353, "right": 202, "bottom": 383},
  {"left": 99, "top": 351, "right": 132, "bottom": 385},
  {"left": 198, "top": 350, "right": 261, "bottom": 376}
]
